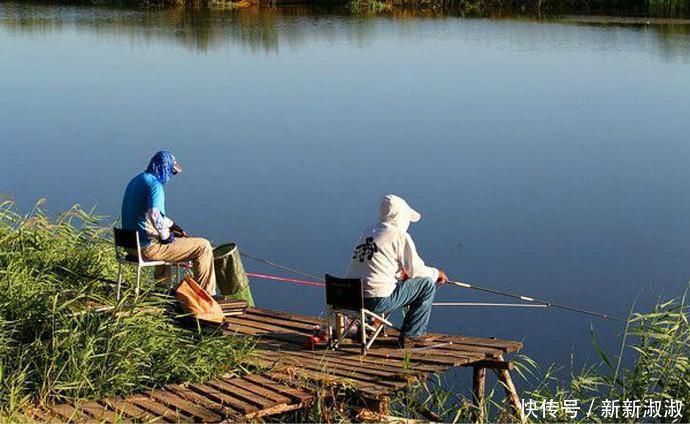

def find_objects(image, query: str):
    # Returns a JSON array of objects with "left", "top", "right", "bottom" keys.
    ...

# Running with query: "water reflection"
[
  {"left": 1, "top": 2, "right": 689, "bottom": 57},
  {"left": 2, "top": 0, "right": 690, "bottom": 369}
]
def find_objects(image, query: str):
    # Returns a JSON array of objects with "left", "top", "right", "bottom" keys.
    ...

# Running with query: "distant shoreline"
[{"left": 3, "top": 0, "right": 689, "bottom": 19}]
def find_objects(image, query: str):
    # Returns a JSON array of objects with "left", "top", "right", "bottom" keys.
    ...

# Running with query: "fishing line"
[
  {"left": 245, "top": 272, "right": 324, "bottom": 288},
  {"left": 240, "top": 252, "right": 322, "bottom": 281}
]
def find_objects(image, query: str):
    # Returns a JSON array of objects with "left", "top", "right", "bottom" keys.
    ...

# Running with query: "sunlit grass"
[{"left": 0, "top": 199, "right": 253, "bottom": 417}]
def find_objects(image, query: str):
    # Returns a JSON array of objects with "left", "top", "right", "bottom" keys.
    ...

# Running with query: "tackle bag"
[{"left": 175, "top": 276, "right": 224, "bottom": 324}]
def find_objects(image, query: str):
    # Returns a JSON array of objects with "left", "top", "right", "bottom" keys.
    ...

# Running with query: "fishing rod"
[
  {"left": 240, "top": 252, "right": 625, "bottom": 322},
  {"left": 432, "top": 302, "right": 547, "bottom": 308},
  {"left": 448, "top": 280, "right": 626, "bottom": 322}
]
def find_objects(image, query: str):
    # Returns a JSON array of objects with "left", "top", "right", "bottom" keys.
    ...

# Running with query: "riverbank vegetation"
[
  {"left": 376, "top": 291, "right": 689, "bottom": 422},
  {"left": 0, "top": 200, "right": 252, "bottom": 419},
  {"left": 5, "top": 0, "right": 690, "bottom": 16}
]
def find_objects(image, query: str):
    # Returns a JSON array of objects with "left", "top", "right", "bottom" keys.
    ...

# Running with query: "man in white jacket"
[{"left": 346, "top": 194, "right": 448, "bottom": 347}]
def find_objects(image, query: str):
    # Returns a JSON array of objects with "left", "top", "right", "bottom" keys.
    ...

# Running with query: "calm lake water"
[{"left": 2, "top": 2, "right": 690, "bottom": 380}]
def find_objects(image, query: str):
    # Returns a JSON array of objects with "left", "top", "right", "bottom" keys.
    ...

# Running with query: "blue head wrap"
[{"left": 146, "top": 151, "right": 177, "bottom": 184}]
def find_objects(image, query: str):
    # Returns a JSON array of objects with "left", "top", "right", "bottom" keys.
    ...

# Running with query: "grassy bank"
[{"left": 0, "top": 200, "right": 252, "bottom": 418}]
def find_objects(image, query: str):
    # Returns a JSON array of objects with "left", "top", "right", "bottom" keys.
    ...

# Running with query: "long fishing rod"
[
  {"left": 448, "top": 280, "right": 625, "bottom": 322},
  {"left": 433, "top": 302, "right": 547, "bottom": 308},
  {"left": 240, "top": 252, "right": 625, "bottom": 322}
]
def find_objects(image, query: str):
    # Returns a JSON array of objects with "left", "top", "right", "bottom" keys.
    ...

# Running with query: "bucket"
[{"left": 213, "top": 243, "right": 255, "bottom": 306}]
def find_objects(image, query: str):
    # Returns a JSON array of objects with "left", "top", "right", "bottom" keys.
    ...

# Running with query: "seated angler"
[
  {"left": 121, "top": 151, "right": 218, "bottom": 297},
  {"left": 346, "top": 194, "right": 448, "bottom": 347}
]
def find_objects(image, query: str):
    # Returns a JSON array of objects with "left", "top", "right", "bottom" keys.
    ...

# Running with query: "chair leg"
[
  {"left": 361, "top": 309, "right": 367, "bottom": 355},
  {"left": 169, "top": 264, "right": 176, "bottom": 290},
  {"left": 381, "top": 313, "right": 388, "bottom": 337},
  {"left": 116, "top": 262, "right": 123, "bottom": 301},
  {"left": 135, "top": 266, "right": 141, "bottom": 296},
  {"left": 366, "top": 323, "right": 386, "bottom": 351},
  {"left": 332, "top": 314, "right": 357, "bottom": 350},
  {"left": 327, "top": 310, "right": 335, "bottom": 349}
]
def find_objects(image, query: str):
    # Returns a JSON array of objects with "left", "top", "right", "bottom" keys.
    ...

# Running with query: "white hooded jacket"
[{"left": 345, "top": 195, "right": 439, "bottom": 298}]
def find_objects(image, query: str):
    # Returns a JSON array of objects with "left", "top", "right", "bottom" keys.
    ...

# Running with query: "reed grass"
[
  {"left": 0, "top": 199, "right": 253, "bottom": 417},
  {"left": 367, "top": 290, "right": 689, "bottom": 423}
]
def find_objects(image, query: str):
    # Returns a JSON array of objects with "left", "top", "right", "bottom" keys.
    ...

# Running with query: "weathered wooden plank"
[
  {"left": 378, "top": 324, "right": 521, "bottom": 352},
  {"left": 337, "top": 345, "right": 474, "bottom": 367},
  {"left": 205, "top": 378, "right": 277, "bottom": 409},
  {"left": 275, "top": 347, "right": 423, "bottom": 378},
  {"left": 128, "top": 395, "right": 186, "bottom": 422},
  {"left": 259, "top": 349, "right": 411, "bottom": 383},
  {"left": 221, "top": 376, "right": 291, "bottom": 405},
  {"left": 187, "top": 383, "right": 259, "bottom": 415},
  {"left": 166, "top": 384, "right": 241, "bottom": 420},
  {"left": 247, "top": 307, "right": 325, "bottom": 326},
  {"left": 77, "top": 401, "right": 122, "bottom": 423},
  {"left": 148, "top": 388, "right": 223, "bottom": 422},
  {"left": 237, "top": 312, "right": 320, "bottom": 332},
  {"left": 47, "top": 403, "right": 83, "bottom": 423},
  {"left": 30, "top": 408, "right": 59, "bottom": 423},
  {"left": 432, "top": 334, "right": 522, "bottom": 352},
  {"left": 225, "top": 316, "right": 313, "bottom": 337},
  {"left": 266, "top": 368, "right": 390, "bottom": 399},
  {"left": 258, "top": 351, "right": 404, "bottom": 391},
  {"left": 225, "top": 324, "right": 310, "bottom": 346},
  {"left": 422, "top": 342, "right": 505, "bottom": 357},
  {"left": 99, "top": 399, "right": 157, "bottom": 422},
  {"left": 241, "top": 374, "right": 313, "bottom": 404},
  {"left": 250, "top": 342, "right": 445, "bottom": 374}
]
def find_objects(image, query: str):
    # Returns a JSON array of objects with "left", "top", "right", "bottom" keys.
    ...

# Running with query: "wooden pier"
[
  {"left": 32, "top": 373, "right": 313, "bottom": 422},
  {"left": 32, "top": 307, "right": 523, "bottom": 422},
  {"left": 227, "top": 307, "right": 524, "bottom": 417}
]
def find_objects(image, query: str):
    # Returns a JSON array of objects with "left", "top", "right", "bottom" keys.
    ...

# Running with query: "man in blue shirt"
[{"left": 121, "top": 151, "right": 217, "bottom": 295}]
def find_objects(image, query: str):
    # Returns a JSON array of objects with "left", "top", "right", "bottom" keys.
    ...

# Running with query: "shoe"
[
  {"left": 212, "top": 294, "right": 225, "bottom": 301},
  {"left": 398, "top": 334, "right": 436, "bottom": 348}
]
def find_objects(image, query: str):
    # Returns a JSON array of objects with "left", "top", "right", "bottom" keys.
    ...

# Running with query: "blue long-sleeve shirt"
[{"left": 121, "top": 172, "right": 172, "bottom": 247}]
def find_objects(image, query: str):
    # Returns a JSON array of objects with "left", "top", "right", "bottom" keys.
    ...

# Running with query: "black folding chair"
[{"left": 325, "top": 274, "right": 393, "bottom": 355}]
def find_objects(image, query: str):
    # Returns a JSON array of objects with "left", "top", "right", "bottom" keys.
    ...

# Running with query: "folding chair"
[
  {"left": 325, "top": 274, "right": 393, "bottom": 355},
  {"left": 113, "top": 228, "right": 186, "bottom": 300}
]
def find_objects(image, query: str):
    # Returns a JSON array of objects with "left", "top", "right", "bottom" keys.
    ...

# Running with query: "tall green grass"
[
  {"left": 522, "top": 289, "right": 689, "bottom": 422},
  {"left": 0, "top": 200, "right": 253, "bottom": 417}
]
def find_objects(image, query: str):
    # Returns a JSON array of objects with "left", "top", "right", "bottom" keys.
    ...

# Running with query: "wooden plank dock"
[
  {"left": 33, "top": 373, "right": 313, "bottom": 423},
  {"left": 227, "top": 307, "right": 524, "bottom": 415},
  {"left": 32, "top": 306, "right": 524, "bottom": 422}
]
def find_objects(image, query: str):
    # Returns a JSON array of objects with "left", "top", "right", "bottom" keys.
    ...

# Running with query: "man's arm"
[
  {"left": 401, "top": 234, "right": 444, "bottom": 282},
  {"left": 146, "top": 183, "right": 174, "bottom": 243},
  {"left": 146, "top": 208, "right": 174, "bottom": 244}
]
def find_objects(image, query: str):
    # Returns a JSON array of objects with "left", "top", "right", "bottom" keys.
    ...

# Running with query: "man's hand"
[
  {"left": 171, "top": 222, "right": 189, "bottom": 237},
  {"left": 437, "top": 269, "right": 449, "bottom": 284}
]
